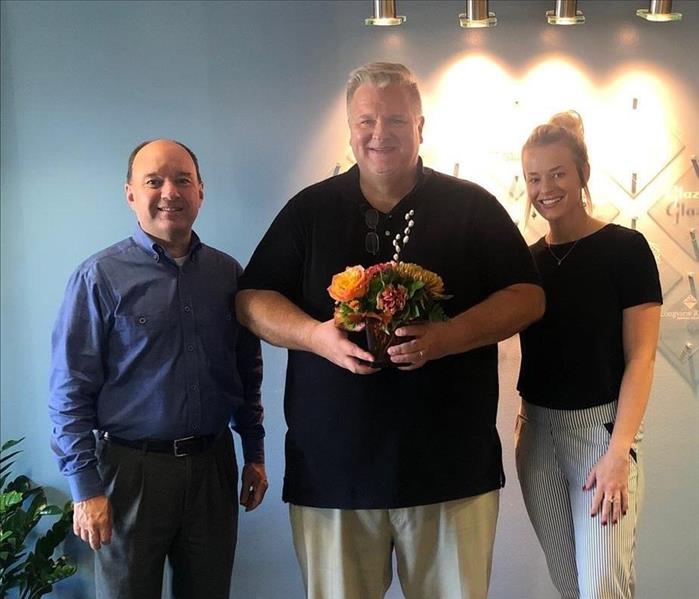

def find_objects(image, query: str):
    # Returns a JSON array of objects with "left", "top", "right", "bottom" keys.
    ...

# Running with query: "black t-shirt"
[
  {"left": 240, "top": 161, "right": 540, "bottom": 508},
  {"left": 518, "top": 224, "right": 662, "bottom": 410}
]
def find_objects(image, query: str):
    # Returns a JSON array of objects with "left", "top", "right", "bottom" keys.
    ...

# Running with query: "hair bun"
[{"left": 548, "top": 110, "right": 584, "bottom": 142}]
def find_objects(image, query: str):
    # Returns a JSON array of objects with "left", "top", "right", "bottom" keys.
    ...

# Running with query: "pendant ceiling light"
[
  {"left": 636, "top": 0, "right": 682, "bottom": 21},
  {"left": 365, "top": 0, "right": 406, "bottom": 26},
  {"left": 459, "top": 0, "right": 497, "bottom": 28},
  {"left": 547, "top": 0, "right": 585, "bottom": 25}
]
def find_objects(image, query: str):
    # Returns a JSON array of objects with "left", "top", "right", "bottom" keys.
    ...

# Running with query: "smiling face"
[
  {"left": 523, "top": 142, "right": 590, "bottom": 226},
  {"left": 348, "top": 83, "right": 424, "bottom": 187},
  {"left": 125, "top": 140, "right": 203, "bottom": 256}
]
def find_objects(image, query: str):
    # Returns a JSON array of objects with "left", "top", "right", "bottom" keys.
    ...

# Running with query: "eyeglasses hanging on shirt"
[
  {"left": 364, "top": 207, "right": 416, "bottom": 260},
  {"left": 365, "top": 208, "right": 380, "bottom": 255}
]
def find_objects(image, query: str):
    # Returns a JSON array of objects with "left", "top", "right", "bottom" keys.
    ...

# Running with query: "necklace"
[
  {"left": 546, "top": 238, "right": 580, "bottom": 266},
  {"left": 391, "top": 209, "right": 415, "bottom": 261}
]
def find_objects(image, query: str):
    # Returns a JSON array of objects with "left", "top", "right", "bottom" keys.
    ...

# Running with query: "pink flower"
[
  {"left": 376, "top": 284, "right": 408, "bottom": 315},
  {"left": 365, "top": 262, "right": 393, "bottom": 279}
]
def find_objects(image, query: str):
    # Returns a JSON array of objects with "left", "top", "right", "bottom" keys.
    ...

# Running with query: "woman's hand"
[{"left": 584, "top": 449, "right": 630, "bottom": 525}]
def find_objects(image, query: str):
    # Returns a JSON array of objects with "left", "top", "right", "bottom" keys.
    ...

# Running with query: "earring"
[
  {"left": 581, "top": 198, "right": 587, "bottom": 208},
  {"left": 531, "top": 209, "right": 537, "bottom": 220}
]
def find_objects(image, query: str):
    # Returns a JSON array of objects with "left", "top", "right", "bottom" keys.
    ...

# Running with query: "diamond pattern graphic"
[
  {"left": 603, "top": 99, "right": 685, "bottom": 200},
  {"left": 658, "top": 283, "right": 699, "bottom": 388},
  {"left": 648, "top": 166, "right": 699, "bottom": 261},
  {"left": 647, "top": 241, "right": 683, "bottom": 298}
]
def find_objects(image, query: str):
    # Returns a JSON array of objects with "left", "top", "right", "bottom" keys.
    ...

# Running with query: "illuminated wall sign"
[
  {"left": 659, "top": 282, "right": 699, "bottom": 388},
  {"left": 649, "top": 166, "right": 699, "bottom": 261},
  {"left": 649, "top": 241, "right": 682, "bottom": 298}
]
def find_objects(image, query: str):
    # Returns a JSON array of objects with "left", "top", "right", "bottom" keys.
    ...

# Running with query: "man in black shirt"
[{"left": 237, "top": 63, "right": 544, "bottom": 599}]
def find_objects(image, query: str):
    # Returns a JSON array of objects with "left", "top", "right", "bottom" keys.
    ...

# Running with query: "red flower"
[
  {"left": 365, "top": 262, "right": 393, "bottom": 279},
  {"left": 376, "top": 284, "right": 408, "bottom": 315}
]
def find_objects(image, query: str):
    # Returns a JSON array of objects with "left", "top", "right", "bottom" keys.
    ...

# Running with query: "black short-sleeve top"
[
  {"left": 518, "top": 224, "right": 662, "bottom": 410},
  {"left": 241, "top": 161, "right": 540, "bottom": 508}
]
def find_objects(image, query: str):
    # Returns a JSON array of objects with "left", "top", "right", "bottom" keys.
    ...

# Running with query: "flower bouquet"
[{"left": 328, "top": 262, "right": 452, "bottom": 368}]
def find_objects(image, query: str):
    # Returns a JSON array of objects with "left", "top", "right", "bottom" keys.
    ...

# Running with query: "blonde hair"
[{"left": 521, "top": 110, "right": 591, "bottom": 228}]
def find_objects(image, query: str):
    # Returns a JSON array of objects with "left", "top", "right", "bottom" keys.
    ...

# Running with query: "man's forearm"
[
  {"left": 441, "top": 283, "right": 545, "bottom": 356},
  {"left": 236, "top": 289, "right": 320, "bottom": 351}
]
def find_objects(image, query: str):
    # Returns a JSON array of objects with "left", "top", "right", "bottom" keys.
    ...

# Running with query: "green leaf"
[
  {"left": 0, "top": 440, "right": 77, "bottom": 596},
  {"left": 428, "top": 304, "right": 448, "bottom": 322},
  {"left": 1, "top": 438, "right": 25, "bottom": 453},
  {"left": 38, "top": 505, "right": 62, "bottom": 517},
  {"left": 0, "top": 529, "right": 14, "bottom": 542},
  {"left": 407, "top": 279, "right": 425, "bottom": 298},
  {"left": 7, "top": 475, "right": 33, "bottom": 495},
  {"left": 1, "top": 451, "right": 23, "bottom": 473},
  {"left": 0, "top": 490, "right": 24, "bottom": 513},
  {"left": 34, "top": 508, "right": 73, "bottom": 560}
]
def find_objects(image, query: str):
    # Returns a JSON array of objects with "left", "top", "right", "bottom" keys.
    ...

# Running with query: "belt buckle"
[{"left": 173, "top": 436, "right": 196, "bottom": 457}]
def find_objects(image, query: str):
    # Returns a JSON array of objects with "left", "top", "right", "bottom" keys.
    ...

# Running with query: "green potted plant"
[{"left": 0, "top": 438, "right": 77, "bottom": 598}]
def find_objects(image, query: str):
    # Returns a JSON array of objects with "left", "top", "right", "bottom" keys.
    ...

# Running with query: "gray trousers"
[
  {"left": 95, "top": 431, "right": 239, "bottom": 599},
  {"left": 515, "top": 400, "right": 643, "bottom": 599}
]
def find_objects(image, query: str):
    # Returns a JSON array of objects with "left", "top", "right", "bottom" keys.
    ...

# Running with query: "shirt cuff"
[
  {"left": 241, "top": 436, "right": 265, "bottom": 465},
  {"left": 68, "top": 468, "right": 105, "bottom": 502}
]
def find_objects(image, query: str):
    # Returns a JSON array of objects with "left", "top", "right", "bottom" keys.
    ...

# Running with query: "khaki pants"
[{"left": 290, "top": 490, "right": 499, "bottom": 599}]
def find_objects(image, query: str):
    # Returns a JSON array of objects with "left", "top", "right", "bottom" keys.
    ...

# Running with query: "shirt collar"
[
  {"left": 338, "top": 157, "right": 431, "bottom": 217},
  {"left": 132, "top": 225, "right": 203, "bottom": 262}
]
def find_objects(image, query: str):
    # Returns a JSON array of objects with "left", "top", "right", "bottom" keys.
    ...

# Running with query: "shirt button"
[
  {"left": 225, "top": 314, "right": 232, "bottom": 321},
  {"left": 138, "top": 316, "right": 147, "bottom": 324},
  {"left": 190, "top": 384, "right": 198, "bottom": 391},
  {"left": 184, "top": 305, "right": 191, "bottom": 313},
  {"left": 385, "top": 230, "right": 391, "bottom": 236},
  {"left": 186, "top": 344, "right": 194, "bottom": 352},
  {"left": 193, "top": 424, "right": 199, "bottom": 431}
]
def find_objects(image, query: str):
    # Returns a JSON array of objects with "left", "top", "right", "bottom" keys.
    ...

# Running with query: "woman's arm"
[{"left": 584, "top": 302, "right": 661, "bottom": 525}]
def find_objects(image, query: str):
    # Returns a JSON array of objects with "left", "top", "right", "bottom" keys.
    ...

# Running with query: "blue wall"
[{"left": 2, "top": 2, "right": 697, "bottom": 597}]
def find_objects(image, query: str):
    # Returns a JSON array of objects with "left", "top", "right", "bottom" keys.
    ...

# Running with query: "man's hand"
[
  {"left": 240, "top": 463, "right": 269, "bottom": 512},
  {"left": 387, "top": 321, "right": 452, "bottom": 370},
  {"left": 308, "top": 319, "right": 379, "bottom": 374},
  {"left": 73, "top": 494, "right": 112, "bottom": 550}
]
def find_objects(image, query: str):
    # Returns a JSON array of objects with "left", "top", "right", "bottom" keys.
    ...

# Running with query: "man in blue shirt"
[{"left": 49, "top": 139, "right": 266, "bottom": 598}]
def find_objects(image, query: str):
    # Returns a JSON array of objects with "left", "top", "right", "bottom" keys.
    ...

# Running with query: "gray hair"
[{"left": 346, "top": 62, "right": 422, "bottom": 116}]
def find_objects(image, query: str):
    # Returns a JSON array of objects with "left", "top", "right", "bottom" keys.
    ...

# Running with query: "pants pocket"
[{"left": 214, "top": 432, "right": 238, "bottom": 502}]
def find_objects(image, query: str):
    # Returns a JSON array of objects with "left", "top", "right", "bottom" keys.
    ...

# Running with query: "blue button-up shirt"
[{"left": 49, "top": 226, "right": 264, "bottom": 502}]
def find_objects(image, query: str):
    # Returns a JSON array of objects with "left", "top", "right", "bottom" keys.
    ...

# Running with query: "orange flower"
[{"left": 328, "top": 265, "right": 368, "bottom": 302}]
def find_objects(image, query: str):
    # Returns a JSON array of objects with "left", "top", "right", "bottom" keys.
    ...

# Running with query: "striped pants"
[{"left": 515, "top": 400, "right": 643, "bottom": 599}]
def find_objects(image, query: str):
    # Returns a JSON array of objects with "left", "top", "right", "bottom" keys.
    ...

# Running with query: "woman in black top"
[{"left": 516, "top": 111, "right": 662, "bottom": 599}]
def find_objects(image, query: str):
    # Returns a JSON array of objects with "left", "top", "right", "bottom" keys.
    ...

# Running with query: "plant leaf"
[
  {"left": 0, "top": 438, "right": 25, "bottom": 453},
  {"left": 0, "top": 490, "right": 24, "bottom": 514},
  {"left": 1, "top": 450, "right": 23, "bottom": 470}
]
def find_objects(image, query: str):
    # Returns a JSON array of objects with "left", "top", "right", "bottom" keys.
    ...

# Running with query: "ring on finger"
[{"left": 604, "top": 496, "right": 616, "bottom": 503}]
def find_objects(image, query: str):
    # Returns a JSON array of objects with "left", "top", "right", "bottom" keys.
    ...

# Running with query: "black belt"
[{"left": 103, "top": 432, "right": 217, "bottom": 457}]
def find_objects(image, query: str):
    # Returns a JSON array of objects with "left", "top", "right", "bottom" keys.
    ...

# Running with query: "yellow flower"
[
  {"left": 394, "top": 262, "right": 445, "bottom": 296},
  {"left": 328, "top": 265, "right": 368, "bottom": 302}
]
